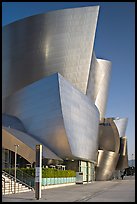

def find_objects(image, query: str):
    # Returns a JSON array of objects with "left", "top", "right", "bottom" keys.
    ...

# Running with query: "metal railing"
[
  {"left": 2, "top": 170, "right": 34, "bottom": 191},
  {"left": 2, "top": 171, "right": 34, "bottom": 193},
  {"left": 2, "top": 160, "right": 35, "bottom": 190}
]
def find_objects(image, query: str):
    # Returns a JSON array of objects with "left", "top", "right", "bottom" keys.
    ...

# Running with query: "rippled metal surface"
[
  {"left": 95, "top": 150, "right": 119, "bottom": 181},
  {"left": 5, "top": 73, "right": 99, "bottom": 161},
  {"left": 2, "top": 6, "right": 99, "bottom": 112},
  {"left": 87, "top": 52, "right": 112, "bottom": 119}
]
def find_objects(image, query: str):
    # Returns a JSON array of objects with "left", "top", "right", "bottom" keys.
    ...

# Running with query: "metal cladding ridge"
[
  {"left": 2, "top": 6, "right": 99, "bottom": 113},
  {"left": 4, "top": 73, "right": 100, "bottom": 162}
]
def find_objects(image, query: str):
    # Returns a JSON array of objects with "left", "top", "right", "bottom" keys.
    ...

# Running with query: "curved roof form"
[
  {"left": 2, "top": 6, "right": 99, "bottom": 112},
  {"left": 2, "top": 127, "right": 62, "bottom": 162},
  {"left": 4, "top": 73, "right": 99, "bottom": 162},
  {"left": 87, "top": 52, "right": 112, "bottom": 119},
  {"left": 113, "top": 117, "right": 128, "bottom": 137}
]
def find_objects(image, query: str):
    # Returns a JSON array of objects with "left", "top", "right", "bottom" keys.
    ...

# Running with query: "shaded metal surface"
[
  {"left": 98, "top": 118, "right": 120, "bottom": 153},
  {"left": 119, "top": 136, "right": 128, "bottom": 156},
  {"left": 113, "top": 117, "right": 128, "bottom": 137},
  {"left": 2, "top": 6, "right": 99, "bottom": 112},
  {"left": 116, "top": 155, "right": 128, "bottom": 170},
  {"left": 2, "top": 127, "right": 62, "bottom": 163},
  {"left": 2, "top": 114, "right": 27, "bottom": 133},
  {"left": 116, "top": 137, "right": 128, "bottom": 170},
  {"left": 87, "top": 52, "right": 112, "bottom": 119},
  {"left": 95, "top": 150, "right": 119, "bottom": 181},
  {"left": 5, "top": 73, "right": 99, "bottom": 162}
]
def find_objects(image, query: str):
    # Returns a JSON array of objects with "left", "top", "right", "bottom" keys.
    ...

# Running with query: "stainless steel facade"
[
  {"left": 2, "top": 6, "right": 99, "bottom": 113},
  {"left": 98, "top": 118, "right": 120, "bottom": 153},
  {"left": 4, "top": 73, "right": 100, "bottom": 162},
  {"left": 113, "top": 117, "right": 128, "bottom": 137},
  {"left": 116, "top": 136, "right": 128, "bottom": 170},
  {"left": 2, "top": 5, "right": 129, "bottom": 181},
  {"left": 95, "top": 150, "right": 119, "bottom": 181},
  {"left": 95, "top": 117, "right": 128, "bottom": 180},
  {"left": 87, "top": 52, "right": 112, "bottom": 119}
]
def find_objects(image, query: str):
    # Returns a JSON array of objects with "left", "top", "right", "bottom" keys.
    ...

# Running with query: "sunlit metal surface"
[
  {"left": 2, "top": 6, "right": 99, "bottom": 112},
  {"left": 95, "top": 150, "right": 119, "bottom": 181},
  {"left": 2, "top": 5, "right": 128, "bottom": 180},
  {"left": 5, "top": 73, "right": 99, "bottom": 162},
  {"left": 2, "top": 127, "right": 62, "bottom": 163},
  {"left": 87, "top": 52, "right": 112, "bottom": 119},
  {"left": 113, "top": 117, "right": 128, "bottom": 137}
]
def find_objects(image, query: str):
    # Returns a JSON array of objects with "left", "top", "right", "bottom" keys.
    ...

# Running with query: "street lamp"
[{"left": 14, "top": 144, "right": 19, "bottom": 194}]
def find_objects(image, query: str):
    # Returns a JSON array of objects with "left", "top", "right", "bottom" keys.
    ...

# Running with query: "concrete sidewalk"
[{"left": 2, "top": 176, "right": 135, "bottom": 202}]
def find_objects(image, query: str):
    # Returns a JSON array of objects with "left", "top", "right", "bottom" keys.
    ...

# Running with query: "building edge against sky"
[{"left": 2, "top": 5, "right": 129, "bottom": 182}]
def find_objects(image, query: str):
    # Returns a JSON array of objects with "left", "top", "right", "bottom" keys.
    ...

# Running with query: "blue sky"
[{"left": 2, "top": 2, "right": 135, "bottom": 160}]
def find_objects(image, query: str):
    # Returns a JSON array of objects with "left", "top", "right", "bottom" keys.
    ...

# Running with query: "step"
[
  {"left": 2, "top": 174, "right": 33, "bottom": 195},
  {"left": 2, "top": 188, "right": 31, "bottom": 195}
]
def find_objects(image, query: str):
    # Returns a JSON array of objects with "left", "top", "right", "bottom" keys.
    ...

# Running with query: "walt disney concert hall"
[{"left": 2, "top": 5, "right": 128, "bottom": 182}]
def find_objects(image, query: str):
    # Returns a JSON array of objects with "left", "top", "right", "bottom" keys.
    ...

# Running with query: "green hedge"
[
  {"left": 3, "top": 168, "right": 76, "bottom": 178},
  {"left": 42, "top": 168, "right": 76, "bottom": 178}
]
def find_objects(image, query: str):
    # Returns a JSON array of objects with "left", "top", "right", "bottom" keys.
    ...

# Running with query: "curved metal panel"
[
  {"left": 5, "top": 73, "right": 72, "bottom": 159},
  {"left": 2, "top": 113, "right": 27, "bottom": 133},
  {"left": 116, "top": 137, "right": 128, "bottom": 170},
  {"left": 98, "top": 118, "right": 120, "bottom": 153},
  {"left": 113, "top": 117, "right": 128, "bottom": 137},
  {"left": 87, "top": 52, "right": 112, "bottom": 119},
  {"left": 5, "top": 73, "right": 99, "bottom": 162},
  {"left": 119, "top": 136, "right": 127, "bottom": 156},
  {"left": 2, "top": 127, "right": 62, "bottom": 162},
  {"left": 116, "top": 155, "right": 128, "bottom": 170},
  {"left": 2, "top": 6, "right": 99, "bottom": 112},
  {"left": 95, "top": 150, "right": 119, "bottom": 181},
  {"left": 59, "top": 74, "right": 99, "bottom": 161}
]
